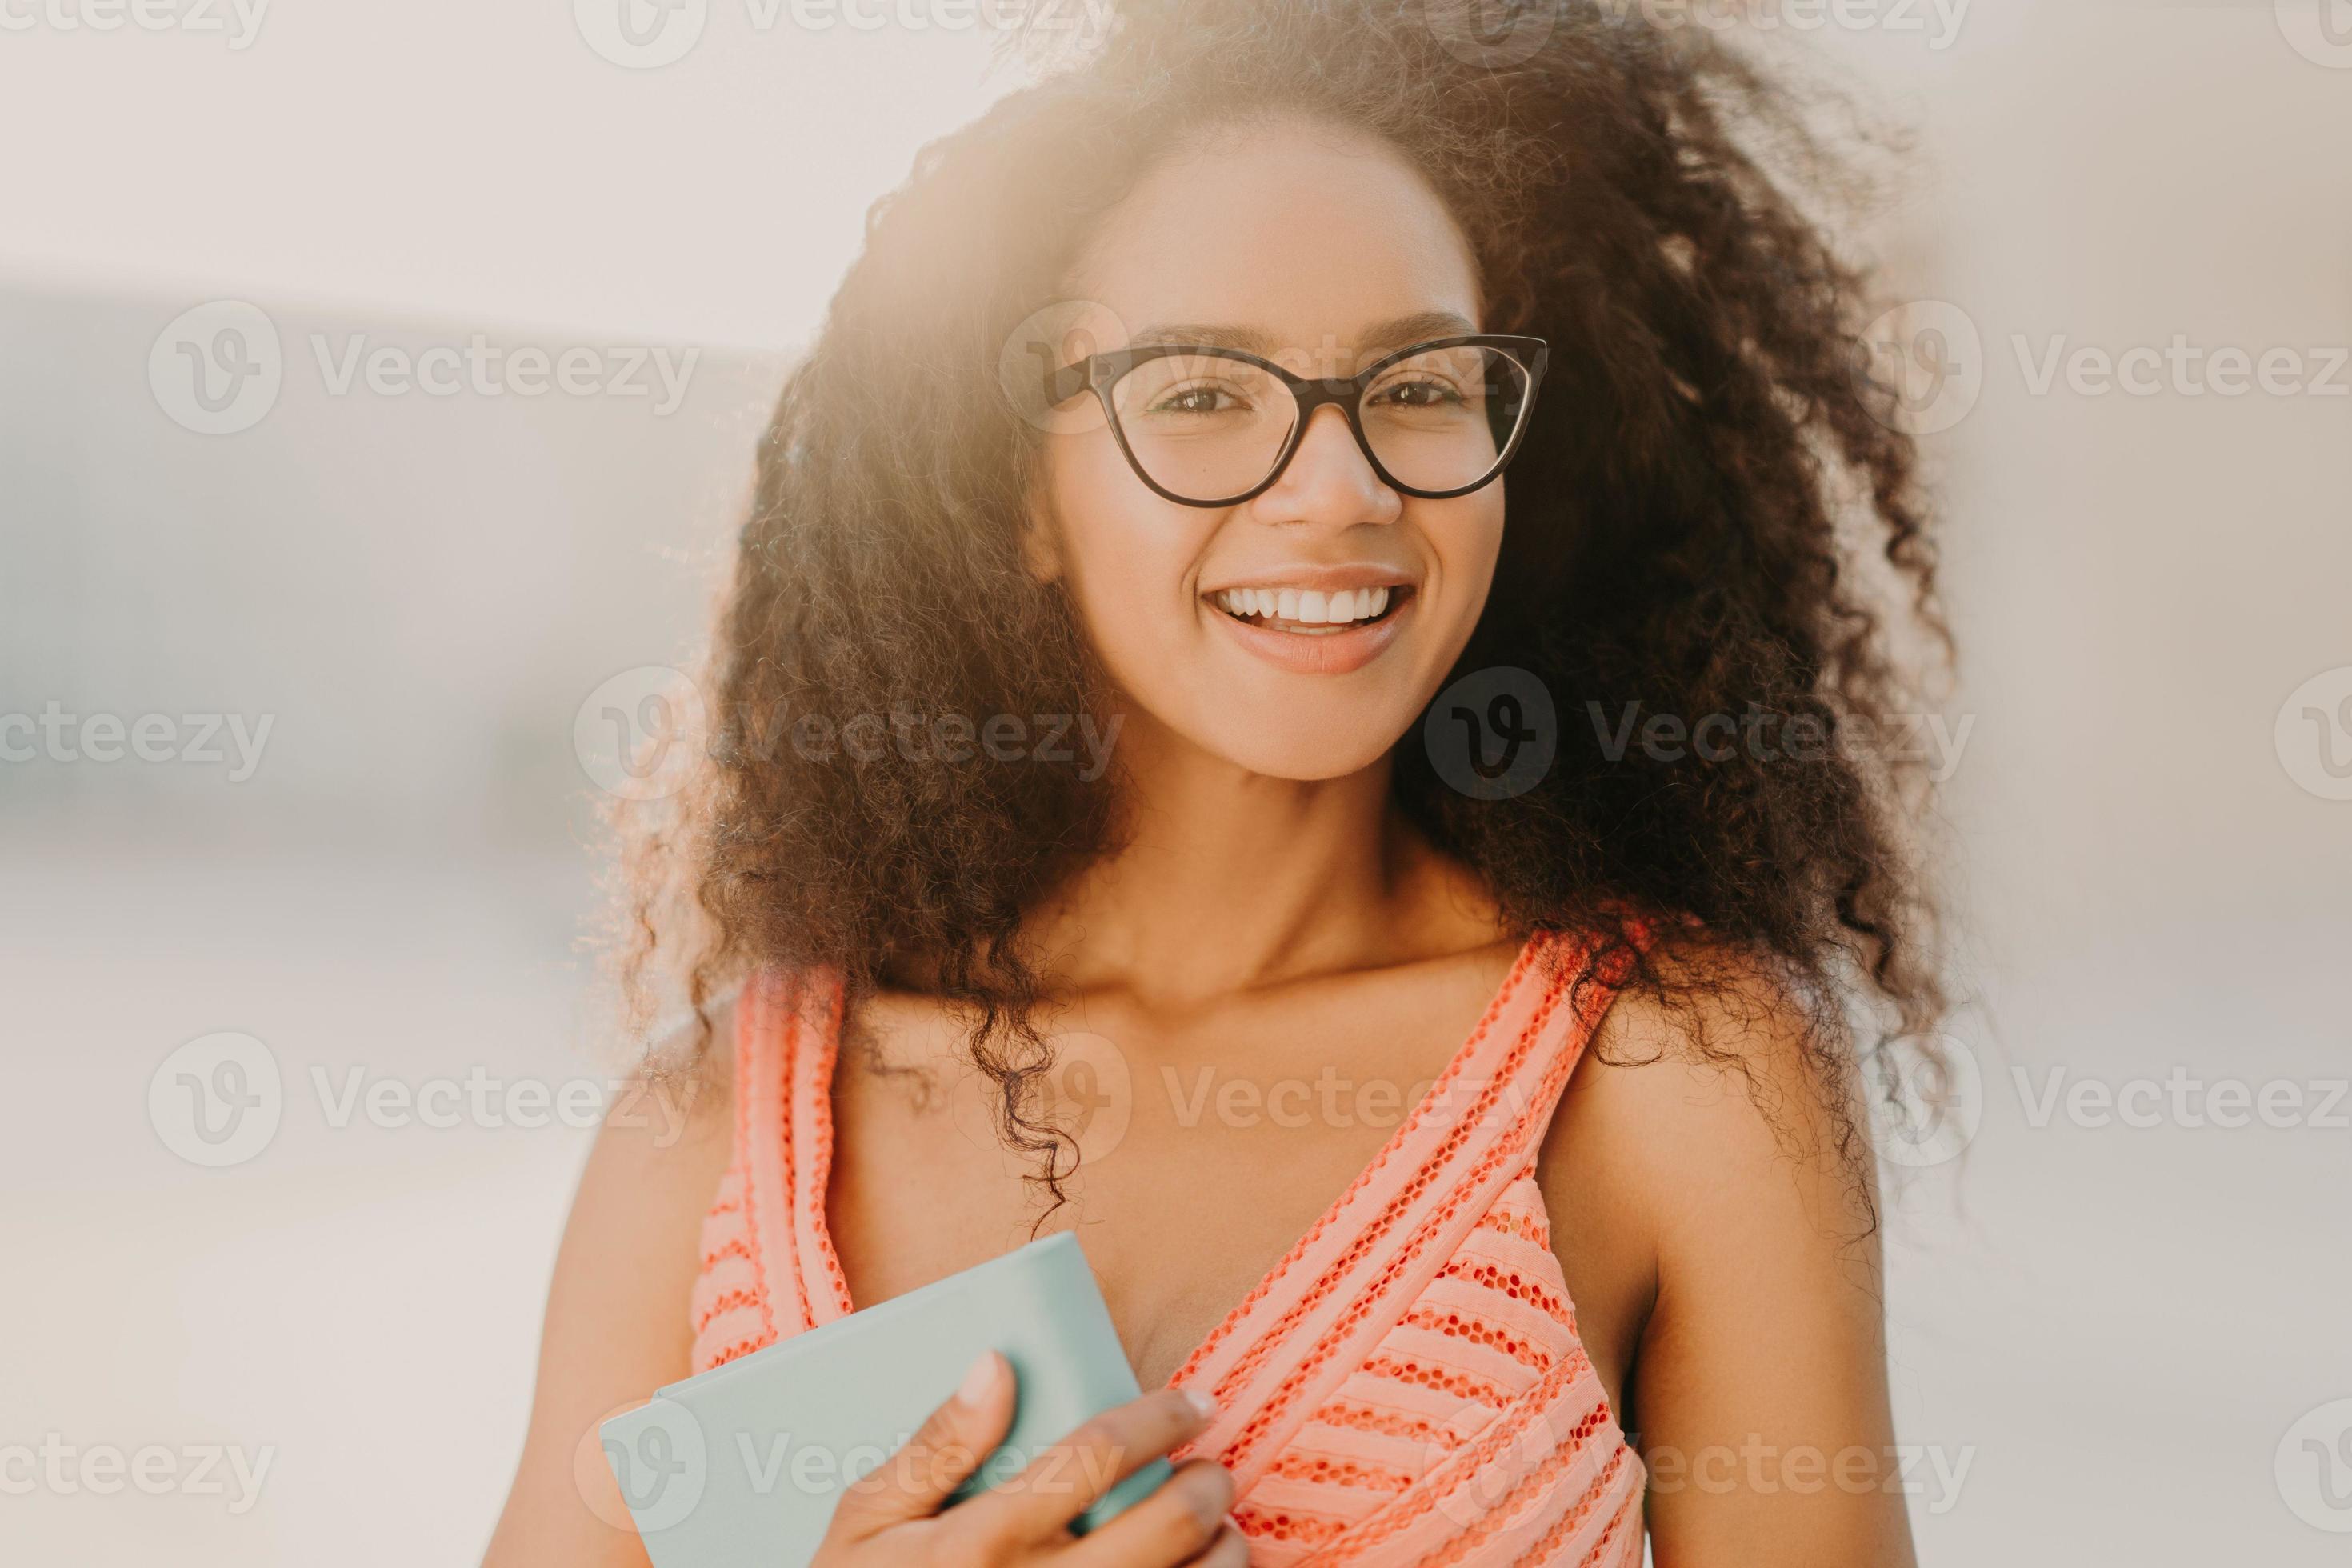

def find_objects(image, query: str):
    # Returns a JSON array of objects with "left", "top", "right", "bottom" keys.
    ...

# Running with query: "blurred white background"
[{"left": 2, "top": 3, "right": 2347, "bottom": 1565}]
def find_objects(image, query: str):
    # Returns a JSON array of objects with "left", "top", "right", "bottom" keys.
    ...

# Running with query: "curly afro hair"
[{"left": 614, "top": 0, "right": 1954, "bottom": 1223}]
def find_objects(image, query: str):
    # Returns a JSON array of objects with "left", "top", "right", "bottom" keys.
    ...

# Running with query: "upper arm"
[
  {"left": 1541, "top": 958, "right": 1915, "bottom": 1568},
  {"left": 482, "top": 1019, "right": 737, "bottom": 1568}
]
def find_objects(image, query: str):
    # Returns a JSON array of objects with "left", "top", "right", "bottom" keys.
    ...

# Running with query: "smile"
[
  {"left": 1200, "top": 579, "right": 1418, "bottom": 676},
  {"left": 1206, "top": 584, "right": 1413, "bottom": 636}
]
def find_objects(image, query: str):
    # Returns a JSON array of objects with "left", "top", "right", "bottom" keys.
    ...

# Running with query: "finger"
[
  {"left": 1059, "top": 1458, "right": 1234, "bottom": 1568},
  {"left": 1182, "top": 1522, "right": 1251, "bottom": 1568},
  {"left": 825, "top": 1350, "right": 1016, "bottom": 1538},
  {"left": 970, "top": 1385, "right": 1217, "bottom": 1539}
]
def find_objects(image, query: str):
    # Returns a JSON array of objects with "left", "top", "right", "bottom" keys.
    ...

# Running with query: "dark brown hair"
[{"left": 615, "top": 0, "right": 1952, "bottom": 1220}]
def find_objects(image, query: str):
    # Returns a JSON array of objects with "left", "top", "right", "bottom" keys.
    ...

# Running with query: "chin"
[{"left": 1187, "top": 700, "right": 1418, "bottom": 783}]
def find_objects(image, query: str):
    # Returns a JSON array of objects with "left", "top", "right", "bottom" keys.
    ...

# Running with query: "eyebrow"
[{"left": 1127, "top": 310, "right": 1480, "bottom": 358}]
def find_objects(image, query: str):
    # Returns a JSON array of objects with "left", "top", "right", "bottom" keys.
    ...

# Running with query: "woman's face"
[{"left": 1034, "top": 119, "right": 1505, "bottom": 783}]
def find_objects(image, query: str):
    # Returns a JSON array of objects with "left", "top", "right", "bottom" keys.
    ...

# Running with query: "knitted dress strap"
[
  {"left": 1174, "top": 928, "right": 1643, "bottom": 1493},
  {"left": 686, "top": 967, "right": 851, "bottom": 1372}
]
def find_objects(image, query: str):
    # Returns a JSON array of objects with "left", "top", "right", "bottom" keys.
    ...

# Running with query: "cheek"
[
  {"left": 1426, "top": 494, "right": 1508, "bottom": 650},
  {"left": 1044, "top": 435, "right": 1205, "bottom": 658}
]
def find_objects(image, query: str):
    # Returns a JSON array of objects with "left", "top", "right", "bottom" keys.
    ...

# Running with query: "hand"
[{"left": 810, "top": 1351, "right": 1245, "bottom": 1566}]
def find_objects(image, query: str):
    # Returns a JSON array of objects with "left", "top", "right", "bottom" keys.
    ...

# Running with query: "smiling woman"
[{"left": 486, "top": 2, "right": 1949, "bottom": 1565}]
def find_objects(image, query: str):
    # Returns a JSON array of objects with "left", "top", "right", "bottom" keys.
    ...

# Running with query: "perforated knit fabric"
[{"left": 689, "top": 930, "right": 1646, "bottom": 1566}]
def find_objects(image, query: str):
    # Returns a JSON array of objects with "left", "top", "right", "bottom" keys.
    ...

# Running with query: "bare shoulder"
[
  {"left": 482, "top": 996, "right": 742, "bottom": 1568},
  {"left": 1540, "top": 938, "right": 1875, "bottom": 1251},
  {"left": 1535, "top": 941, "right": 1912, "bottom": 1566}
]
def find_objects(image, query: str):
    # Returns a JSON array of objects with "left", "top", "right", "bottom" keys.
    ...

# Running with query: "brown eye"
[{"left": 1370, "top": 376, "right": 1465, "bottom": 409}]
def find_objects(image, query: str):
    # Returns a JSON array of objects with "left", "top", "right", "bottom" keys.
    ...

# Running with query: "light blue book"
[{"left": 602, "top": 1233, "right": 1172, "bottom": 1566}]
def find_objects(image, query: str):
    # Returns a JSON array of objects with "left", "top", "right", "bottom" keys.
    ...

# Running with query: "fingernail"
[
  {"left": 1182, "top": 1386, "right": 1218, "bottom": 1421},
  {"left": 957, "top": 1351, "right": 999, "bottom": 1406}
]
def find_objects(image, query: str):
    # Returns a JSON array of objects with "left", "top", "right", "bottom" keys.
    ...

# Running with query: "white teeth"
[{"left": 1211, "top": 585, "right": 1400, "bottom": 627}]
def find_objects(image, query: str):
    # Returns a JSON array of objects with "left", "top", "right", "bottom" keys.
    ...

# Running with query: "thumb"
[{"left": 828, "top": 1350, "right": 1017, "bottom": 1538}]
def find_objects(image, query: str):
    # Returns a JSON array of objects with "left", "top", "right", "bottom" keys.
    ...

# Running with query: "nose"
[{"left": 1247, "top": 404, "right": 1402, "bottom": 530}]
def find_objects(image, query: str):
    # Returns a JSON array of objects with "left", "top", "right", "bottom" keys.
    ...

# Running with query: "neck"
[{"left": 1030, "top": 706, "right": 1492, "bottom": 1008}]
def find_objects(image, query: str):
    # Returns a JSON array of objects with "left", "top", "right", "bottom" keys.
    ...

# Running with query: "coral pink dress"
[{"left": 689, "top": 929, "right": 1647, "bottom": 1566}]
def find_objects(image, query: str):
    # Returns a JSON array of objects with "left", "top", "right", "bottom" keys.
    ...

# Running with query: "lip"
[{"left": 1206, "top": 586, "right": 1416, "bottom": 676}]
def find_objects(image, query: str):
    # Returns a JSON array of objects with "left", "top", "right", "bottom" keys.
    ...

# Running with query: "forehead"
[{"left": 1067, "top": 122, "right": 1484, "bottom": 369}]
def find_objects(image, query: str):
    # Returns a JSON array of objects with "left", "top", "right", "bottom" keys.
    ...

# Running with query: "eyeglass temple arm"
[{"left": 1042, "top": 357, "right": 1094, "bottom": 410}]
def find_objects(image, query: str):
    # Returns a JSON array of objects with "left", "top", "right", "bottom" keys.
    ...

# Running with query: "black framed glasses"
[{"left": 1044, "top": 334, "right": 1550, "bottom": 507}]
